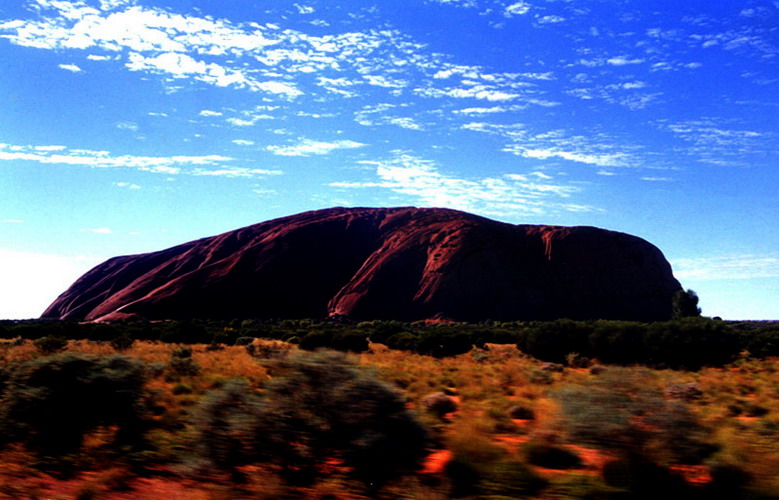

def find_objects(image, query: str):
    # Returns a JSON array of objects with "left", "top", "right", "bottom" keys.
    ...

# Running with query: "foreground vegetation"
[{"left": 0, "top": 318, "right": 777, "bottom": 498}]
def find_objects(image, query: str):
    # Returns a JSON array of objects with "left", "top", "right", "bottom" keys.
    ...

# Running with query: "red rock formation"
[{"left": 42, "top": 207, "right": 682, "bottom": 322}]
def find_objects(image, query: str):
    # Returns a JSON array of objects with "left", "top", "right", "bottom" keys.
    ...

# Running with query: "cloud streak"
[
  {"left": 267, "top": 139, "right": 366, "bottom": 157},
  {"left": 0, "top": 143, "right": 280, "bottom": 178},
  {"left": 330, "top": 153, "right": 596, "bottom": 217},
  {"left": 672, "top": 255, "right": 779, "bottom": 281}
]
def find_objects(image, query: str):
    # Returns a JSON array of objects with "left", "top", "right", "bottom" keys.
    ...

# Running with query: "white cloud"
[
  {"left": 672, "top": 255, "right": 779, "bottom": 281},
  {"left": 516, "top": 148, "right": 628, "bottom": 167},
  {"left": 0, "top": 143, "right": 237, "bottom": 175},
  {"left": 607, "top": 56, "right": 645, "bottom": 66},
  {"left": 114, "top": 181, "right": 141, "bottom": 189},
  {"left": 192, "top": 167, "right": 282, "bottom": 178},
  {"left": 537, "top": 15, "right": 565, "bottom": 24},
  {"left": 116, "top": 121, "right": 138, "bottom": 131},
  {"left": 267, "top": 139, "right": 366, "bottom": 156},
  {"left": 426, "top": 0, "right": 478, "bottom": 6},
  {"left": 355, "top": 104, "right": 423, "bottom": 130},
  {"left": 232, "top": 139, "right": 255, "bottom": 146},
  {"left": 199, "top": 109, "right": 223, "bottom": 117},
  {"left": 58, "top": 63, "right": 82, "bottom": 72},
  {"left": 504, "top": 2, "right": 531, "bottom": 17},
  {"left": 0, "top": 248, "right": 106, "bottom": 319},
  {"left": 330, "top": 153, "right": 592, "bottom": 217},
  {"left": 462, "top": 123, "right": 636, "bottom": 168}
]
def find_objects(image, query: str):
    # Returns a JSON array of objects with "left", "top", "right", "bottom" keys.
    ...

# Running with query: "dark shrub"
[
  {"left": 330, "top": 331, "right": 369, "bottom": 353},
  {"left": 508, "top": 405, "right": 534, "bottom": 420},
  {"left": 518, "top": 320, "right": 593, "bottom": 363},
  {"left": 744, "top": 327, "right": 779, "bottom": 357},
  {"left": 109, "top": 335, "right": 134, "bottom": 352},
  {"left": 385, "top": 332, "right": 419, "bottom": 351},
  {"left": 192, "top": 351, "right": 428, "bottom": 489},
  {"left": 672, "top": 289, "right": 701, "bottom": 319},
  {"left": 298, "top": 330, "right": 332, "bottom": 351},
  {"left": 167, "top": 347, "right": 200, "bottom": 377},
  {"left": 258, "top": 351, "right": 428, "bottom": 487},
  {"left": 589, "top": 321, "right": 647, "bottom": 364},
  {"left": 159, "top": 320, "right": 209, "bottom": 344},
  {"left": 0, "top": 353, "right": 148, "bottom": 456},
  {"left": 416, "top": 330, "right": 474, "bottom": 358},
  {"left": 368, "top": 321, "right": 406, "bottom": 344},
  {"left": 645, "top": 318, "right": 739, "bottom": 368},
  {"left": 34, "top": 335, "right": 68, "bottom": 354}
]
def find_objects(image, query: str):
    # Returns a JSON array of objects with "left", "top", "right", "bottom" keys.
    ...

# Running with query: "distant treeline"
[{"left": 1, "top": 317, "right": 777, "bottom": 369}]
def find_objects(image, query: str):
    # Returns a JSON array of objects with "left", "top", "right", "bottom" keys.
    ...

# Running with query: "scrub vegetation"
[{"left": 0, "top": 318, "right": 777, "bottom": 498}]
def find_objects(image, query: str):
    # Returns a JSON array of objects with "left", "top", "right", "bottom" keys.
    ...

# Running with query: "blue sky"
[{"left": 1, "top": 0, "right": 777, "bottom": 320}]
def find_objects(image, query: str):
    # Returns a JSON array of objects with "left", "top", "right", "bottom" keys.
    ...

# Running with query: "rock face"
[{"left": 42, "top": 207, "right": 682, "bottom": 322}]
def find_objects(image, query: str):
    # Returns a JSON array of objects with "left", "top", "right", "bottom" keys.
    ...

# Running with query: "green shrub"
[
  {"left": 34, "top": 335, "right": 68, "bottom": 354},
  {"left": 191, "top": 351, "right": 428, "bottom": 489},
  {"left": 330, "top": 331, "right": 369, "bottom": 353},
  {"left": 298, "top": 330, "right": 332, "bottom": 351},
  {"left": 190, "top": 379, "right": 263, "bottom": 480},
  {"left": 166, "top": 347, "right": 200, "bottom": 377},
  {"left": 368, "top": 321, "right": 406, "bottom": 344},
  {"left": 554, "top": 367, "right": 716, "bottom": 476},
  {"left": 385, "top": 332, "right": 419, "bottom": 351}
]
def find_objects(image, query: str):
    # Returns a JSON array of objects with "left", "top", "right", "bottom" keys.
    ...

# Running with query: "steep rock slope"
[{"left": 42, "top": 207, "right": 682, "bottom": 322}]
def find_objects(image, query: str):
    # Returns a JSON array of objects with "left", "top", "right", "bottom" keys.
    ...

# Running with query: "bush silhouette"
[{"left": 672, "top": 289, "right": 702, "bottom": 319}]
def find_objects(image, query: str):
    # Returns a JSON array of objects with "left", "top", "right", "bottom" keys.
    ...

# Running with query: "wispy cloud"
[
  {"left": 192, "top": 167, "right": 282, "bottom": 178},
  {"left": 0, "top": 143, "right": 280, "bottom": 178},
  {"left": 267, "top": 139, "right": 366, "bottom": 157},
  {"left": 462, "top": 123, "right": 637, "bottom": 168},
  {"left": 0, "top": 143, "right": 233, "bottom": 175},
  {"left": 657, "top": 118, "right": 770, "bottom": 166},
  {"left": 672, "top": 255, "right": 779, "bottom": 280},
  {"left": 355, "top": 104, "right": 423, "bottom": 130},
  {"left": 330, "top": 153, "right": 595, "bottom": 217}
]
